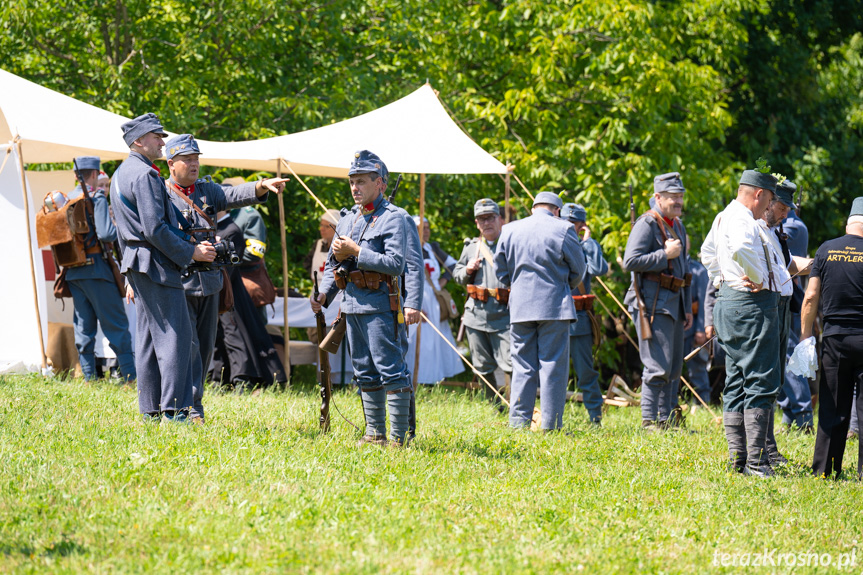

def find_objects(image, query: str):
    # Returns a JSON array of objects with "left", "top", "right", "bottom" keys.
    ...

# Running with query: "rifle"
[
  {"left": 72, "top": 159, "right": 126, "bottom": 298},
  {"left": 314, "top": 271, "right": 333, "bottom": 432},
  {"left": 629, "top": 184, "right": 652, "bottom": 339}
]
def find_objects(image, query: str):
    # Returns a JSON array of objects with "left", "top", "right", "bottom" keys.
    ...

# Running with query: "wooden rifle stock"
[
  {"left": 314, "top": 272, "right": 333, "bottom": 432},
  {"left": 629, "top": 184, "right": 652, "bottom": 340}
]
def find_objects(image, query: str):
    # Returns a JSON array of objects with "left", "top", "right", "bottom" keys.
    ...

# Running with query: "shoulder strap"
[
  {"left": 167, "top": 181, "right": 214, "bottom": 227},
  {"left": 476, "top": 239, "right": 494, "bottom": 266}
]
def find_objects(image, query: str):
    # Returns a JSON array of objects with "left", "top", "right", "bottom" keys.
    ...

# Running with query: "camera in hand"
[{"left": 186, "top": 237, "right": 241, "bottom": 274}]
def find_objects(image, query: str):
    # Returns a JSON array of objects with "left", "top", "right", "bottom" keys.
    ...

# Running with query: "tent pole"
[
  {"left": 412, "top": 173, "right": 426, "bottom": 388},
  {"left": 504, "top": 164, "right": 513, "bottom": 223},
  {"left": 277, "top": 160, "right": 291, "bottom": 373},
  {"left": 14, "top": 138, "right": 48, "bottom": 373}
]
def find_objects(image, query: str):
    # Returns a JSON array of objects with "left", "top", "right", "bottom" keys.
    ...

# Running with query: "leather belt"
[
  {"left": 467, "top": 284, "right": 509, "bottom": 305},
  {"left": 572, "top": 294, "right": 596, "bottom": 311},
  {"left": 642, "top": 272, "right": 691, "bottom": 293},
  {"left": 334, "top": 270, "right": 392, "bottom": 291},
  {"left": 85, "top": 246, "right": 102, "bottom": 255}
]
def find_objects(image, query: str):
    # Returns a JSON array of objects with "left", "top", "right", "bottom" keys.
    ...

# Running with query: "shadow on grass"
[
  {"left": 414, "top": 435, "right": 526, "bottom": 461},
  {"left": 1, "top": 538, "right": 86, "bottom": 558}
]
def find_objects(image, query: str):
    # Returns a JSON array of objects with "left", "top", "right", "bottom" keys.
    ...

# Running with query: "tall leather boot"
[
  {"left": 387, "top": 387, "right": 412, "bottom": 447},
  {"left": 765, "top": 406, "right": 788, "bottom": 467},
  {"left": 359, "top": 385, "right": 387, "bottom": 445},
  {"left": 743, "top": 408, "right": 774, "bottom": 477},
  {"left": 723, "top": 411, "right": 747, "bottom": 473}
]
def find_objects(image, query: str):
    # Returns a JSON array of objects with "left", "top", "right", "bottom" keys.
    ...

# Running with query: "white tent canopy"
[{"left": 0, "top": 69, "right": 507, "bottom": 176}]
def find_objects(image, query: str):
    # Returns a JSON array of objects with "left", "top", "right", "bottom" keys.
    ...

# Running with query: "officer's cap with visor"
[
  {"left": 165, "top": 134, "right": 202, "bottom": 161},
  {"left": 654, "top": 172, "right": 685, "bottom": 194},
  {"left": 349, "top": 150, "right": 388, "bottom": 186},
  {"left": 121, "top": 113, "right": 168, "bottom": 148},
  {"left": 561, "top": 203, "right": 587, "bottom": 223},
  {"left": 474, "top": 198, "right": 500, "bottom": 218},
  {"left": 739, "top": 169, "right": 778, "bottom": 193},
  {"left": 774, "top": 180, "right": 798, "bottom": 210}
]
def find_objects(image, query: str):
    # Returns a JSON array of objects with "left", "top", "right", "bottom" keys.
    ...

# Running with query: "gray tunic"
[{"left": 453, "top": 237, "right": 510, "bottom": 332}]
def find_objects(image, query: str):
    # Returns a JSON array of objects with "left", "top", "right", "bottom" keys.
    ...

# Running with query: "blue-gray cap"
[
  {"left": 121, "top": 113, "right": 167, "bottom": 148},
  {"left": 654, "top": 172, "right": 685, "bottom": 194},
  {"left": 561, "top": 203, "right": 586, "bottom": 222},
  {"left": 74, "top": 156, "right": 100, "bottom": 171},
  {"left": 349, "top": 150, "right": 388, "bottom": 185},
  {"left": 533, "top": 191, "right": 563, "bottom": 210},
  {"left": 474, "top": 198, "right": 500, "bottom": 217},
  {"left": 739, "top": 169, "right": 778, "bottom": 192},
  {"left": 775, "top": 179, "right": 797, "bottom": 210},
  {"left": 165, "top": 134, "right": 202, "bottom": 160},
  {"left": 850, "top": 197, "right": 863, "bottom": 217}
]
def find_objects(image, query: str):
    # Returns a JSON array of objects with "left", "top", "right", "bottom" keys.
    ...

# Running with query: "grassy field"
[{"left": 1, "top": 373, "right": 861, "bottom": 574}]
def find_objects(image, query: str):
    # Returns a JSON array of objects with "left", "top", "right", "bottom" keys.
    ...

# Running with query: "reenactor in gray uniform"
[
  {"left": 65, "top": 156, "right": 136, "bottom": 382},
  {"left": 561, "top": 203, "right": 607, "bottom": 425},
  {"left": 623, "top": 173, "right": 693, "bottom": 430},
  {"left": 164, "top": 133, "right": 287, "bottom": 422},
  {"left": 312, "top": 150, "right": 415, "bottom": 446},
  {"left": 494, "top": 192, "right": 586, "bottom": 430},
  {"left": 453, "top": 198, "right": 511, "bottom": 407},
  {"left": 110, "top": 113, "right": 215, "bottom": 421}
]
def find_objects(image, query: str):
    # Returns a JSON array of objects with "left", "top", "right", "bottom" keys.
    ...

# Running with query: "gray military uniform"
[
  {"left": 111, "top": 150, "right": 196, "bottom": 416},
  {"left": 494, "top": 195, "right": 586, "bottom": 430},
  {"left": 453, "top": 236, "right": 511, "bottom": 383},
  {"left": 167, "top": 175, "right": 265, "bottom": 420},
  {"left": 623, "top": 179, "right": 691, "bottom": 426}
]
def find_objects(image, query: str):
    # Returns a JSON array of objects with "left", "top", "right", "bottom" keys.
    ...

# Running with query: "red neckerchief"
[
  {"left": 151, "top": 163, "right": 161, "bottom": 176},
  {"left": 662, "top": 215, "right": 674, "bottom": 228},
  {"left": 361, "top": 201, "right": 375, "bottom": 215}
]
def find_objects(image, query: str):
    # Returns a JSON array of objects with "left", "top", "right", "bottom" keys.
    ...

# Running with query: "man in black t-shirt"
[{"left": 801, "top": 197, "right": 863, "bottom": 478}]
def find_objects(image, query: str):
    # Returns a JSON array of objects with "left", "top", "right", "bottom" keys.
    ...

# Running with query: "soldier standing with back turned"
[{"left": 623, "top": 173, "right": 693, "bottom": 431}]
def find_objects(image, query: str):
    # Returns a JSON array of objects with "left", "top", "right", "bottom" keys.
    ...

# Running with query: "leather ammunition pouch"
[
  {"left": 572, "top": 294, "right": 596, "bottom": 311},
  {"left": 692, "top": 300, "right": 699, "bottom": 316},
  {"left": 334, "top": 270, "right": 391, "bottom": 291},
  {"left": 684, "top": 273, "right": 692, "bottom": 287},
  {"left": 643, "top": 272, "right": 686, "bottom": 293},
  {"left": 467, "top": 284, "right": 510, "bottom": 305}
]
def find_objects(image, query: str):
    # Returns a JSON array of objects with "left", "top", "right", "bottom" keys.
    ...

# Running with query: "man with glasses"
[
  {"left": 623, "top": 173, "right": 693, "bottom": 431},
  {"left": 702, "top": 168, "right": 781, "bottom": 476}
]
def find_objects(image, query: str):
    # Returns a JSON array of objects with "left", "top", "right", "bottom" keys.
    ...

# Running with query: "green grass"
[{"left": 1, "top": 374, "right": 861, "bottom": 574}]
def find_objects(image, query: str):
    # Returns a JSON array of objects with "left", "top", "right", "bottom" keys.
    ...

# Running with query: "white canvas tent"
[{"left": 0, "top": 68, "right": 509, "bottom": 371}]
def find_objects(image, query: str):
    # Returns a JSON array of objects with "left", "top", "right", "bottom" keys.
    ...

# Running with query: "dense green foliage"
[{"left": 1, "top": 373, "right": 861, "bottom": 573}]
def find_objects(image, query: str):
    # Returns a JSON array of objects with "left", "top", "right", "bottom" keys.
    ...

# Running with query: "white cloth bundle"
[{"left": 788, "top": 336, "right": 818, "bottom": 379}]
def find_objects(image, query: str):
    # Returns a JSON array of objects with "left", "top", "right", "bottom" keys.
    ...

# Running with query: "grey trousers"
[
  {"left": 569, "top": 333, "right": 604, "bottom": 421},
  {"left": 465, "top": 325, "right": 511, "bottom": 375},
  {"left": 715, "top": 286, "right": 781, "bottom": 412},
  {"left": 633, "top": 310, "right": 684, "bottom": 422},
  {"left": 128, "top": 271, "right": 194, "bottom": 415},
  {"left": 186, "top": 293, "right": 220, "bottom": 420},
  {"left": 510, "top": 320, "right": 570, "bottom": 430}
]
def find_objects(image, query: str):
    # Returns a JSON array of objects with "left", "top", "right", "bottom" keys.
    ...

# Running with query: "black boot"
[
  {"left": 724, "top": 412, "right": 747, "bottom": 473},
  {"left": 765, "top": 407, "right": 788, "bottom": 467},
  {"left": 743, "top": 408, "right": 774, "bottom": 477}
]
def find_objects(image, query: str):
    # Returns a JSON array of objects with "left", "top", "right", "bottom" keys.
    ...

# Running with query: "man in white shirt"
[{"left": 701, "top": 168, "right": 781, "bottom": 477}]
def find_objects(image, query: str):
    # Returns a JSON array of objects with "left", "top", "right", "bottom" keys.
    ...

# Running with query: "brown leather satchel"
[
  {"left": 240, "top": 260, "right": 276, "bottom": 307},
  {"left": 218, "top": 268, "right": 234, "bottom": 313}
]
